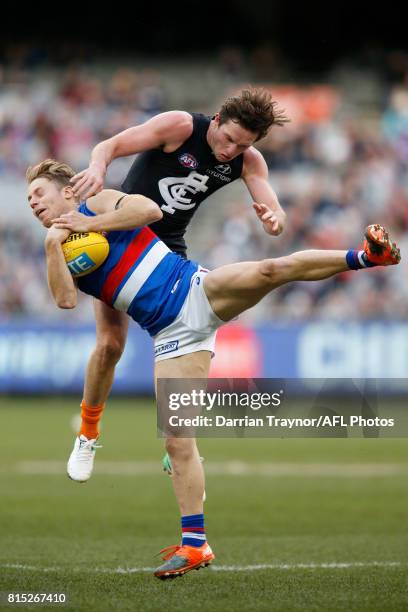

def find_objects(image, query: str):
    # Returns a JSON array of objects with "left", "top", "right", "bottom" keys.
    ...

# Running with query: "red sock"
[{"left": 79, "top": 400, "right": 104, "bottom": 440}]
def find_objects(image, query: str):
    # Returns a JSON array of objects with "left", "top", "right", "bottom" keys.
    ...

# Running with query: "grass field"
[{"left": 0, "top": 397, "right": 407, "bottom": 612}]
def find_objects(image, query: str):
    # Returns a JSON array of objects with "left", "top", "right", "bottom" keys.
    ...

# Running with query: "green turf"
[{"left": 0, "top": 397, "right": 407, "bottom": 611}]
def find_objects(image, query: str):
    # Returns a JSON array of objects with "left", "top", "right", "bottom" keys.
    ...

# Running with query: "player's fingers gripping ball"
[{"left": 62, "top": 232, "right": 109, "bottom": 277}]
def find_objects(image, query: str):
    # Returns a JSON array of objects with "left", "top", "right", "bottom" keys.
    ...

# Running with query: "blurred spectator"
[{"left": 0, "top": 56, "right": 407, "bottom": 323}]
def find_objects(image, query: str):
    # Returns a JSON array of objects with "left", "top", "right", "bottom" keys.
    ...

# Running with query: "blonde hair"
[{"left": 26, "top": 159, "right": 75, "bottom": 187}]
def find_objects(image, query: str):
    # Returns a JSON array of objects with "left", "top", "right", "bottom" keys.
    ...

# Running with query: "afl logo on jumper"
[
  {"left": 179, "top": 153, "right": 198, "bottom": 169},
  {"left": 214, "top": 164, "right": 231, "bottom": 175}
]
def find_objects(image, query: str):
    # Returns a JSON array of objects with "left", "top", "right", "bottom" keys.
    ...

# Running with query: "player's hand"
[
  {"left": 51, "top": 210, "right": 91, "bottom": 233},
  {"left": 45, "top": 225, "right": 71, "bottom": 244},
  {"left": 70, "top": 162, "right": 106, "bottom": 199},
  {"left": 253, "top": 202, "right": 285, "bottom": 236}
]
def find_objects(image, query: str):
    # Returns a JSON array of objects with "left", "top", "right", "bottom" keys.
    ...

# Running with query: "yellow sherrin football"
[{"left": 62, "top": 232, "right": 109, "bottom": 278}]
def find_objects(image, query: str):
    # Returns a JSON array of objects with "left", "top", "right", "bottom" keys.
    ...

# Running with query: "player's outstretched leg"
[{"left": 204, "top": 224, "right": 400, "bottom": 323}]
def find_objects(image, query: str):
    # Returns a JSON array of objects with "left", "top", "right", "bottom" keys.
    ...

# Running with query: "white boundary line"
[
  {"left": 11, "top": 461, "right": 408, "bottom": 477},
  {"left": 1, "top": 561, "right": 403, "bottom": 574}
]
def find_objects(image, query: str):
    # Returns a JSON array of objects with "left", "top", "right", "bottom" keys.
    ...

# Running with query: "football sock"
[
  {"left": 181, "top": 513, "right": 206, "bottom": 548},
  {"left": 79, "top": 400, "right": 104, "bottom": 439},
  {"left": 346, "top": 250, "right": 376, "bottom": 270}
]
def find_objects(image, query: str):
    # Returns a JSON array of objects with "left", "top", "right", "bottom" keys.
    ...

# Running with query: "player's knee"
[
  {"left": 259, "top": 257, "right": 291, "bottom": 286},
  {"left": 259, "top": 258, "right": 280, "bottom": 284},
  {"left": 165, "top": 437, "right": 195, "bottom": 463},
  {"left": 95, "top": 337, "right": 125, "bottom": 366}
]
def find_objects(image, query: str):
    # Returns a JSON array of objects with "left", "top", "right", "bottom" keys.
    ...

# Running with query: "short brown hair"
[
  {"left": 26, "top": 159, "right": 75, "bottom": 187},
  {"left": 219, "top": 88, "right": 289, "bottom": 140}
]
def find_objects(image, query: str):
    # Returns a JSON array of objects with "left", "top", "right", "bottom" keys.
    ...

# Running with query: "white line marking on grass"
[
  {"left": 1, "top": 561, "right": 403, "bottom": 574},
  {"left": 1, "top": 564, "right": 67, "bottom": 573},
  {"left": 13, "top": 461, "right": 408, "bottom": 477},
  {"left": 211, "top": 562, "right": 403, "bottom": 571}
]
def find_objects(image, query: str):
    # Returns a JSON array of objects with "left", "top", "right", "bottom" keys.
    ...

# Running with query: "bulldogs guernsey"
[
  {"left": 76, "top": 202, "right": 198, "bottom": 336},
  {"left": 122, "top": 113, "right": 244, "bottom": 257}
]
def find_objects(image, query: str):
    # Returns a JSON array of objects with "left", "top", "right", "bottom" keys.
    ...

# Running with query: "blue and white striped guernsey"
[{"left": 76, "top": 202, "right": 198, "bottom": 336}]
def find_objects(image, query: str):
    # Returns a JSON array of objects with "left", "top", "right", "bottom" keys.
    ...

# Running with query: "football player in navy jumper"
[{"left": 68, "top": 89, "right": 289, "bottom": 472}]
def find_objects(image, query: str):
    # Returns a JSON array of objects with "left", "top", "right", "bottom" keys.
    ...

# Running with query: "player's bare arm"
[
  {"left": 71, "top": 111, "right": 193, "bottom": 199},
  {"left": 51, "top": 190, "right": 163, "bottom": 233},
  {"left": 242, "top": 147, "right": 286, "bottom": 236},
  {"left": 44, "top": 225, "right": 77, "bottom": 309}
]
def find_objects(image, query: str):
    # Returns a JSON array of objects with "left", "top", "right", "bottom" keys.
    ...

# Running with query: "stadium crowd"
[{"left": 1, "top": 57, "right": 407, "bottom": 322}]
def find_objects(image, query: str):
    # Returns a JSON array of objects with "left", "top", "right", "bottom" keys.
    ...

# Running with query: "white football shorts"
[{"left": 153, "top": 268, "right": 226, "bottom": 362}]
